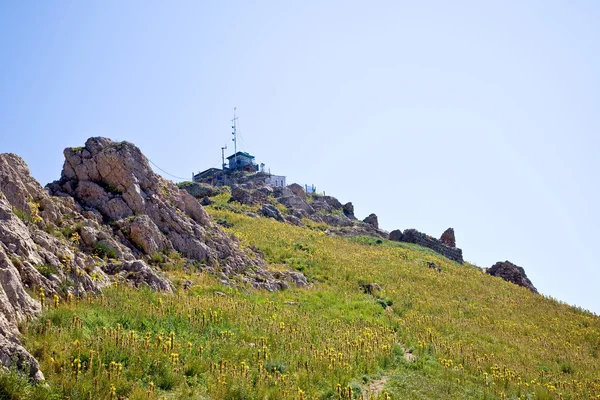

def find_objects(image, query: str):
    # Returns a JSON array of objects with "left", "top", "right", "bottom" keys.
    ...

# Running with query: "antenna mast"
[
  {"left": 231, "top": 107, "right": 238, "bottom": 169},
  {"left": 221, "top": 144, "right": 227, "bottom": 169}
]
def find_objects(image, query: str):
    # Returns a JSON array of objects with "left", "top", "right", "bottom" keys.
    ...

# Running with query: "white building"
[{"left": 264, "top": 174, "right": 286, "bottom": 187}]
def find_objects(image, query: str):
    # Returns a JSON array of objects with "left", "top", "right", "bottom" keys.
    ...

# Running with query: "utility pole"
[
  {"left": 221, "top": 145, "right": 227, "bottom": 169},
  {"left": 231, "top": 107, "right": 238, "bottom": 169}
]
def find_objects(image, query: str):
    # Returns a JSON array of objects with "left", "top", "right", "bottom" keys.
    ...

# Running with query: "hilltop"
[{"left": 0, "top": 138, "right": 598, "bottom": 399}]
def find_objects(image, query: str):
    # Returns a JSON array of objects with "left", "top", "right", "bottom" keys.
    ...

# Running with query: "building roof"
[
  {"left": 194, "top": 167, "right": 222, "bottom": 178},
  {"left": 226, "top": 151, "right": 255, "bottom": 160}
]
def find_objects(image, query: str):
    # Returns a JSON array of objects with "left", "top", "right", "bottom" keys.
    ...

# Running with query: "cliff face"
[{"left": 0, "top": 137, "right": 304, "bottom": 380}]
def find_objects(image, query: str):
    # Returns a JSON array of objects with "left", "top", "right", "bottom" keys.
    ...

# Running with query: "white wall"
[{"left": 265, "top": 175, "right": 286, "bottom": 187}]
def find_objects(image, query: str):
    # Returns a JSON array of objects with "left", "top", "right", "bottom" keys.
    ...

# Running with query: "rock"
[
  {"left": 440, "top": 228, "right": 456, "bottom": 248},
  {"left": 127, "top": 215, "right": 170, "bottom": 255},
  {"left": 103, "top": 260, "right": 174, "bottom": 292},
  {"left": 320, "top": 215, "right": 352, "bottom": 227},
  {"left": 0, "top": 138, "right": 309, "bottom": 379},
  {"left": 363, "top": 213, "right": 379, "bottom": 229},
  {"left": 272, "top": 186, "right": 293, "bottom": 198},
  {"left": 256, "top": 186, "right": 274, "bottom": 196},
  {"left": 486, "top": 261, "right": 538, "bottom": 293},
  {"left": 229, "top": 186, "right": 267, "bottom": 206},
  {"left": 401, "top": 229, "right": 464, "bottom": 264},
  {"left": 201, "top": 196, "right": 213, "bottom": 206},
  {"left": 343, "top": 202, "right": 356, "bottom": 220},
  {"left": 321, "top": 195, "right": 342, "bottom": 209},
  {"left": 285, "top": 215, "right": 303, "bottom": 226},
  {"left": 389, "top": 229, "right": 403, "bottom": 242},
  {"left": 178, "top": 182, "right": 221, "bottom": 198},
  {"left": 427, "top": 261, "right": 442, "bottom": 272},
  {"left": 259, "top": 204, "right": 284, "bottom": 222},
  {"left": 359, "top": 282, "right": 381, "bottom": 295},
  {"left": 278, "top": 195, "right": 315, "bottom": 214},
  {"left": 0, "top": 335, "right": 44, "bottom": 382},
  {"left": 229, "top": 186, "right": 254, "bottom": 205},
  {"left": 287, "top": 183, "right": 306, "bottom": 200}
]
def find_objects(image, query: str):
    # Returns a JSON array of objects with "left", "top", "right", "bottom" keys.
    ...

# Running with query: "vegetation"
[{"left": 2, "top": 208, "right": 600, "bottom": 399}]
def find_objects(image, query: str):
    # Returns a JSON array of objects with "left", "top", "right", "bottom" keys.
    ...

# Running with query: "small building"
[
  {"left": 227, "top": 151, "right": 256, "bottom": 170},
  {"left": 264, "top": 174, "right": 286, "bottom": 187},
  {"left": 192, "top": 168, "right": 223, "bottom": 184}
]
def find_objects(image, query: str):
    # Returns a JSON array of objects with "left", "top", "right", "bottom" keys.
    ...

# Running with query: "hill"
[{"left": 0, "top": 138, "right": 599, "bottom": 399}]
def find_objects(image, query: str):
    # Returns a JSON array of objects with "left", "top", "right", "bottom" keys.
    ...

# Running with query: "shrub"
[
  {"left": 35, "top": 264, "right": 57, "bottom": 279},
  {"left": 93, "top": 242, "right": 118, "bottom": 259}
]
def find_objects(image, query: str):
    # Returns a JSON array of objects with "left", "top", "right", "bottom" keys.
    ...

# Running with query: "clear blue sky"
[{"left": 1, "top": 1, "right": 599, "bottom": 313}]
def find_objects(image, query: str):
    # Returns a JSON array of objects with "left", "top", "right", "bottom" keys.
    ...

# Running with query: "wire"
[{"left": 147, "top": 157, "right": 190, "bottom": 181}]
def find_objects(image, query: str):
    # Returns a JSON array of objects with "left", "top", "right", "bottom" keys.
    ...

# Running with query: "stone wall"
[{"left": 401, "top": 229, "right": 463, "bottom": 264}]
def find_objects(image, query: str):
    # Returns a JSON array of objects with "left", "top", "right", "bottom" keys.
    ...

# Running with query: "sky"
[{"left": 1, "top": 1, "right": 599, "bottom": 313}]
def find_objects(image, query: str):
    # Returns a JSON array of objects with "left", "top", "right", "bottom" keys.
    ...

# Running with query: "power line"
[{"left": 147, "top": 157, "right": 190, "bottom": 181}]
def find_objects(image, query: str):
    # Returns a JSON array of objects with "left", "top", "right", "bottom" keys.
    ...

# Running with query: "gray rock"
[
  {"left": 321, "top": 215, "right": 353, "bottom": 227},
  {"left": 272, "top": 186, "right": 293, "bottom": 198},
  {"left": 287, "top": 183, "right": 306, "bottom": 200},
  {"left": 440, "top": 228, "right": 456, "bottom": 248},
  {"left": 285, "top": 215, "right": 304, "bottom": 226},
  {"left": 127, "top": 215, "right": 170, "bottom": 255},
  {"left": 401, "top": 229, "right": 463, "bottom": 263},
  {"left": 279, "top": 195, "right": 314, "bottom": 214},
  {"left": 343, "top": 202, "right": 356, "bottom": 220},
  {"left": 103, "top": 260, "right": 173, "bottom": 292},
  {"left": 487, "top": 261, "right": 537, "bottom": 293},
  {"left": 259, "top": 204, "right": 284, "bottom": 222},
  {"left": 321, "top": 195, "right": 342, "bottom": 209},
  {"left": 201, "top": 196, "right": 214, "bottom": 206},
  {"left": 389, "top": 229, "right": 404, "bottom": 242},
  {"left": 363, "top": 213, "right": 379, "bottom": 229},
  {"left": 178, "top": 182, "right": 221, "bottom": 198}
]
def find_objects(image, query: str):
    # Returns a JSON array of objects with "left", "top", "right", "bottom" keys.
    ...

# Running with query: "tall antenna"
[
  {"left": 221, "top": 144, "right": 227, "bottom": 169},
  {"left": 231, "top": 107, "right": 238, "bottom": 169}
]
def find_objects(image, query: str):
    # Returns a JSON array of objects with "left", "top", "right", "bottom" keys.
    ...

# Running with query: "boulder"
[
  {"left": 287, "top": 183, "right": 306, "bottom": 200},
  {"left": 178, "top": 182, "right": 221, "bottom": 198},
  {"left": 321, "top": 195, "right": 343, "bottom": 209},
  {"left": 343, "top": 202, "right": 356, "bottom": 220},
  {"left": 363, "top": 213, "right": 379, "bottom": 229},
  {"left": 487, "top": 261, "right": 538, "bottom": 293},
  {"left": 259, "top": 204, "right": 284, "bottom": 222},
  {"left": 389, "top": 229, "right": 404, "bottom": 242},
  {"left": 440, "top": 228, "right": 456, "bottom": 248},
  {"left": 272, "top": 186, "right": 294, "bottom": 198},
  {"left": 321, "top": 215, "right": 353, "bottom": 227},
  {"left": 278, "top": 195, "right": 315, "bottom": 214},
  {"left": 401, "top": 229, "right": 464, "bottom": 264},
  {"left": 127, "top": 215, "right": 171, "bottom": 255}
]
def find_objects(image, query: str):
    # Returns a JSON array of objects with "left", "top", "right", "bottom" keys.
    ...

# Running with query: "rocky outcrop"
[
  {"left": 363, "top": 213, "right": 379, "bottom": 229},
  {"left": 49, "top": 138, "right": 258, "bottom": 273},
  {"left": 487, "top": 261, "right": 537, "bottom": 293},
  {"left": 401, "top": 229, "right": 463, "bottom": 263},
  {"left": 178, "top": 182, "right": 222, "bottom": 199},
  {"left": 287, "top": 183, "right": 306, "bottom": 200},
  {"left": 343, "top": 202, "right": 356, "bottom": 220},
  {"left": 278, "top": 195, "right": 314, "bottom": 214},
  {"left": 0, "top": 137, "right": 307, "bottom": 380},
  {"left": 389, "top": 229, "right": 404, "bottom": 242},
  {"left": 440, "top": 228, "right": 456, "bottom": 248},
  {"left": 229, "top": 186, "right": 268, "bottom": 206},
  {"left": 259, "top": 204, "right": 284, "bottom": 222}
]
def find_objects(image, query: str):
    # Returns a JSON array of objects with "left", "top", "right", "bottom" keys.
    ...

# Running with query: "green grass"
[{"left": 2, "top": 208, "right": 599, "bottom": 399}]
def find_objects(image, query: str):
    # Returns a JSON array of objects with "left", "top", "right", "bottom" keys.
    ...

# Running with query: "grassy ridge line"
[
  {"left": 2, "top": 207, "right": 599, "bottom": 399},
  {"left": 211, "top": 209, "right": 600, "bottom": 399}
]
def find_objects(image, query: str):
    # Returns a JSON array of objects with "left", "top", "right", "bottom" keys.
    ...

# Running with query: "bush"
[
  {"left": 93, "top": 242, "right": 118, "bottom": 259},
  {"left": 35, "top": 264, "right": 57, "bottom": 279}
]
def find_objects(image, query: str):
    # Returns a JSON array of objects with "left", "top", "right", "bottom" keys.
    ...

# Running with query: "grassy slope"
[{"left": 4, "top": 208, "right": 600, "bottom": 399}]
